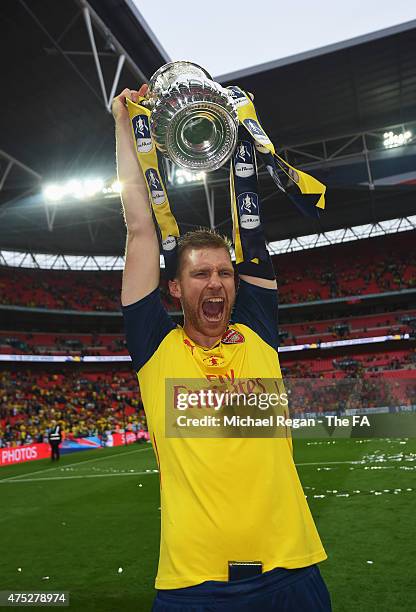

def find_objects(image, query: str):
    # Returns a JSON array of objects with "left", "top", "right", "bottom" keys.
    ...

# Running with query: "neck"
[{"left": 183, "top": 323, "right": 224, "bottom": 349}]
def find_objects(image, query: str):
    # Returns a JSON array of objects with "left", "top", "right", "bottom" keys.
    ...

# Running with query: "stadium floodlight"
[
  {"left": 383, "top": 130, "right": 412, "bottom": 149},
  {"left": 83, "top": 178, "right": 104, "bottom": 197},
  {"left": 65, "top": 179, "right": 84, "bottom": 199},
  {"left": 174, "top": 168, "right": 206, "bottom": 185},
  {"left": 43, "top": 177, "right": 110, "bottom": 203},
  {"left": 110, "top": 180, "right": 122, "bottom": 193},
  {"left": 42, "top": 184, "right": 64, "bottom": 202}
]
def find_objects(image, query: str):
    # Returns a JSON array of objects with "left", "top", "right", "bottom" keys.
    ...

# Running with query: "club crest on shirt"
[
  {"left": 145, "top": 169, "right": 166, "bottom": 205},
  {"left": 222, "top": 329, "right": 245, "bottom": 344},
  {"left": 203, "top": 355, "right": 224, "bottom": 367},
  {"left": 227, "top": 86, "right": 250, "bottom": 108},
  {"left": 132, "top": 114, "right": 152, "bottom": 152},
  {"left": 237, "top": 192, "right": 260, "bottom": 229},
  {"left": 234, "top": 140, "right": 255, "bottom": 178},
  {"left": 243, "top": 118, "right": 271, "bottom": 146}
]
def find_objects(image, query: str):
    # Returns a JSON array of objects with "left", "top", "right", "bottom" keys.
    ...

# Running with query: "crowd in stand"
[
  {"left": 1, "top": 232, "right": 415, "bottom": 450},
  {"left": 0, "top": 370, "right": 145, "bottom": 448},
  {"left": 1, "top": 350, "right": 415, "bottom": 448},
  {"left": 286, "top": 375, "right": 416, "bottom": 416}
]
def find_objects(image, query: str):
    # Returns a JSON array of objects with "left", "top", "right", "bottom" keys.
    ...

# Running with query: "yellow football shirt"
[{"left": 123, "top": 280, "right": 326, "bottom": 589}]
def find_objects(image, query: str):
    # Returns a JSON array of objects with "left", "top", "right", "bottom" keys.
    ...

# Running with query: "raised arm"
[{"left": 112, "top": 84, "right": 160, "bottom": 306}]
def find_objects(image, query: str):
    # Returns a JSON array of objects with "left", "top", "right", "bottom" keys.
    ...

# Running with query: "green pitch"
[{"left": 0, "top": 438, "right": 415, "bottom": 611}]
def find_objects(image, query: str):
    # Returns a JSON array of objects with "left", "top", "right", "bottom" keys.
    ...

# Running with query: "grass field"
[{"left": 1, "top": 438, "right": 415, "bottom": 611}]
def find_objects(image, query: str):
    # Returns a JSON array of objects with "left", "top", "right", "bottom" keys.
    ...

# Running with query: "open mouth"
[{"left": 201, "top": 297, "right": 225, "bottom": 322}]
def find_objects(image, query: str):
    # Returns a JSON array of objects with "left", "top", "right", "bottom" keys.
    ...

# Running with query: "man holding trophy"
[{"left": 112, "top": 62, "right": 331, "bottom": 611}]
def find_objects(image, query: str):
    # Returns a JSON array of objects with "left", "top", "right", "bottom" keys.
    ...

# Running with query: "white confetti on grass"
[{"left": 306, "top": 487, "right": 414, "bottom": 500}]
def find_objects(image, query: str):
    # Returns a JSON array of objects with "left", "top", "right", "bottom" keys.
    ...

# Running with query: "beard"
[{"left": 181, "top": 292, "right": 234, "bottom": 340}]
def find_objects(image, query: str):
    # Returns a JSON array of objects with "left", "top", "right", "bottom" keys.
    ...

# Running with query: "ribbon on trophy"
[
  {"left": 230, "top": 130, "right": 270, "bottom": 266},
  {"left": 126, "top": 85, "right": 326, "bottom": 275},
  {"left": 228, "top": 85, "right": 326, "bottom": 265},
  {"left": 126, "top": 97, "right": 180, "bottom": 278}
]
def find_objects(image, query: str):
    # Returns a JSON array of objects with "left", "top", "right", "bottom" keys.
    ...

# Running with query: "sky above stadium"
[{"left": 132, "top": 0, "right": 416, "bottom": 78}]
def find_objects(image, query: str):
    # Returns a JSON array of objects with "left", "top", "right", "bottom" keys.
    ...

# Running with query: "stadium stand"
[
  {"left": 0, "top": 267, "right": 180, "bottom": 312},
  {"left": 1, "top": 233, "right": 415, "bottom": 311},
  {"left": 275, "top": 232, "right": 416, "bottom": 304},
  {"left": 1, "top": 231, "right": 415, "bottom": 450},
  {"left": 282, "top": 349, "right": 416, "bottom": 378},
  {"left": 0, "top": 331, "right": 127, "bottom": 355},
  {"left": 1, "top": 307, "right": 415, "bottom": 355},
  {"left": 0, "top": 370, "right": 145, "bottom": 447},
  {"left": 1, "top": 347, "right": 415, "bottom": 448}
]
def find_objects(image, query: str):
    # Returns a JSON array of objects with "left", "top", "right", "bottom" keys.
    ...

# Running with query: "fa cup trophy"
[
  {"left": 127, "top": 60, "right": 326, "bottom": 278},
  {"left": 143, "top": 61, "right": 239, "bottom": 172}
]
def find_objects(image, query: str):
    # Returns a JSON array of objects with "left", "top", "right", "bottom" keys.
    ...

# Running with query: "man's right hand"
[
  {"left": 112, "top": 83, "right": 160, "bottom": 306},
  {"left": 111, "top": 84, "right": 149, "bottom": 123}
]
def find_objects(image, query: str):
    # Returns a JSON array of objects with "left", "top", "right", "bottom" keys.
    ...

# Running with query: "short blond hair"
[{"left": 176, "top": 229, "right": 232, "bottom": 277}]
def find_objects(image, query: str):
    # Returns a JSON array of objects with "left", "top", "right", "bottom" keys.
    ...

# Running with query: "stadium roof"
[{"left": 1, "top": 1, "right": 416, "bottom": 256}]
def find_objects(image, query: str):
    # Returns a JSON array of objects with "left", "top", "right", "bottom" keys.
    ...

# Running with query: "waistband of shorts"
[{"left": 156, "top": 564, "right": 317, "bottom": 603}]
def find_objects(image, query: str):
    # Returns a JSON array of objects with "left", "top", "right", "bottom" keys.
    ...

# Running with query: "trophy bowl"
[{"left": 145, "top": 61, "right": 238, "bottom": 172}]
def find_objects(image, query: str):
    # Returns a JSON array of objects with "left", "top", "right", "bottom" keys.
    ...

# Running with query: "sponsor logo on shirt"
[{"left": 222, "top": 329, "right": 245, "bottom": 344}]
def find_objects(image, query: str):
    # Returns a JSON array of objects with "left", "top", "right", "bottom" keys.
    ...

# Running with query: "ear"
[{"left": 168, "top": 278, "right": 181, "bottom": 299}]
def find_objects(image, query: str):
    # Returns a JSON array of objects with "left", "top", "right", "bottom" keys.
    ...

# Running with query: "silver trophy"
[{"left": 144, "top": 61, "right": 239, "bottom": 172}]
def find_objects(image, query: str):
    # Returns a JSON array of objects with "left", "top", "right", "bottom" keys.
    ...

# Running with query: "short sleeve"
[
  {"left": 231, "top": 279, "right": 279, "bottom": 351},
  {"left": 122, "top": 288, "right": 176, "bottom": 372}
]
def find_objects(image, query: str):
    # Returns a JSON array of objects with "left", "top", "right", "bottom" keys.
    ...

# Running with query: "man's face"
[{"left": 170, "top": 247, "right": 236, "bottom": 340}]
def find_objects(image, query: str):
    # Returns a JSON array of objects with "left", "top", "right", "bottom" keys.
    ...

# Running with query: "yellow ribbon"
[
  {"left": 231, "top": 87, "right": 326, "bottom": 210},
  {"left": 126, "top": 98, "right": 180, "bottom": 242}
]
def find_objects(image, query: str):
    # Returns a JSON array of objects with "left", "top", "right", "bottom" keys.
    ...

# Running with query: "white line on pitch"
[
  {"left": 0, "top": 446, "right": 153, "bottom": 482},
  {"left": 296, "top": 460, "right": 366, "bottom": 466},
  {"left": 0, "top": 458, "right": 396, "bottom": 484},
  {"left": 0, "top": 469, "right": 158, "bottom": 483}
]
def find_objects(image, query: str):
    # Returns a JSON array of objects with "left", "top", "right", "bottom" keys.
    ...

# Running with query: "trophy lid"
[{"left": 148, "top": 61, "right": 213, "bottom": 96}]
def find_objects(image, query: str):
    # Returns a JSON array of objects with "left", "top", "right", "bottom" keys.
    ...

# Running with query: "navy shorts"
[{"left": 152, "top": 564, "right": 332, "bottom": 612}]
